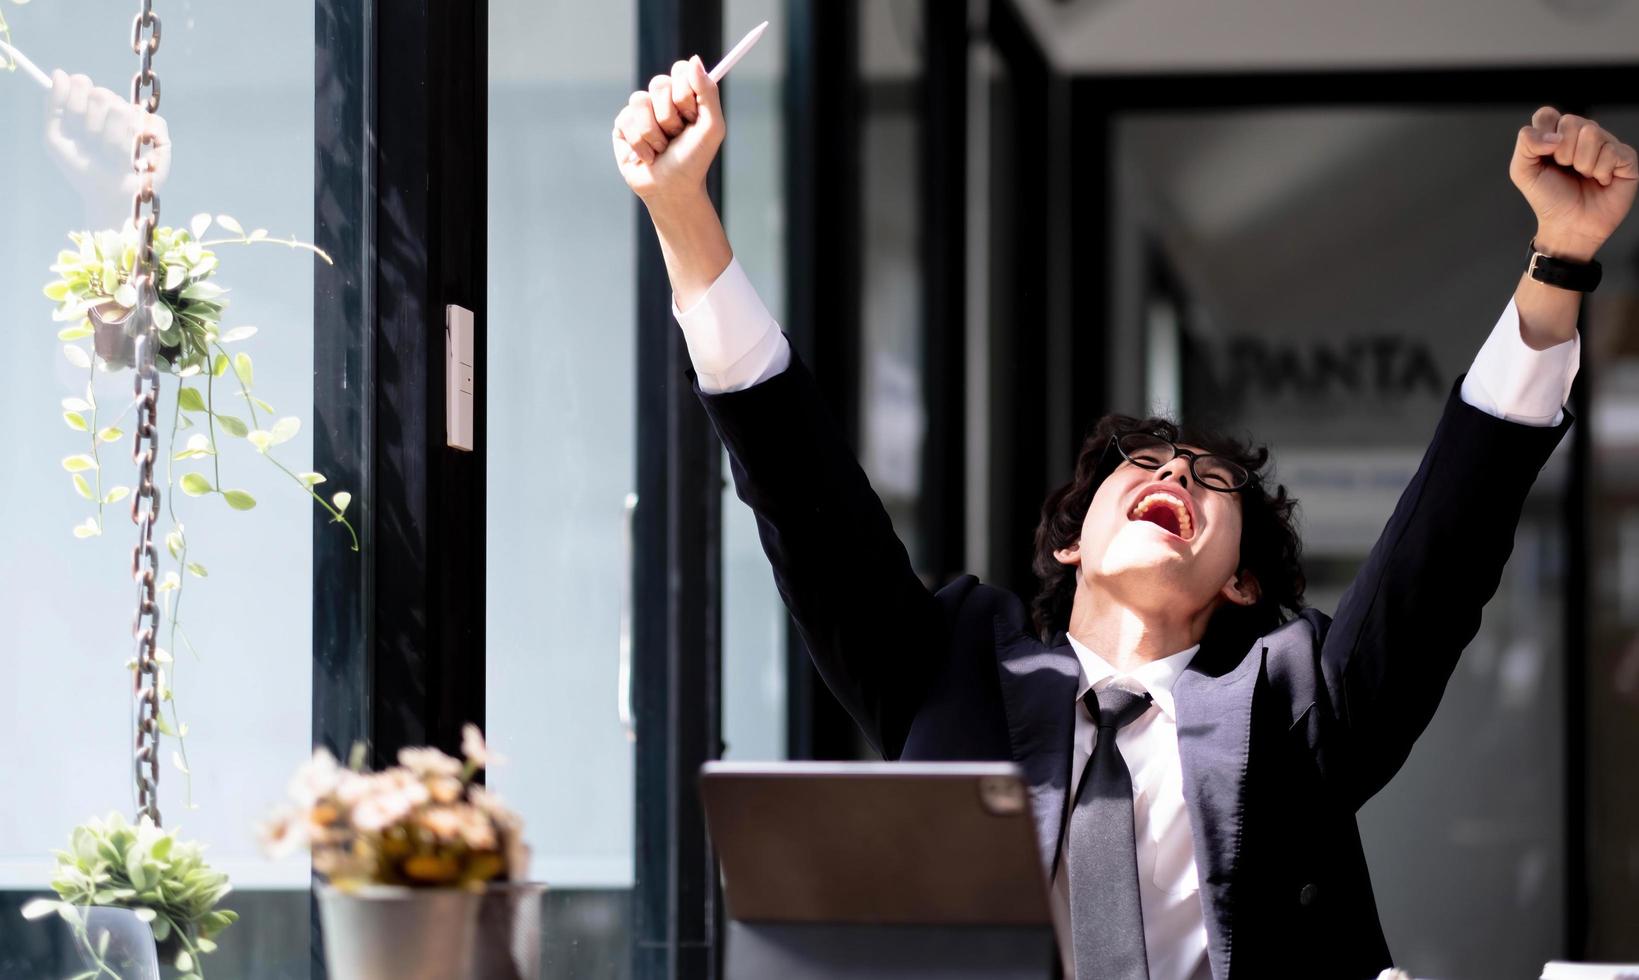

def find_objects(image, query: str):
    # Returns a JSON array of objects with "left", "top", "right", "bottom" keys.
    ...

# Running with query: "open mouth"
[{"left": 1128, "top": 489, "right": 1194, "bottom": 540}]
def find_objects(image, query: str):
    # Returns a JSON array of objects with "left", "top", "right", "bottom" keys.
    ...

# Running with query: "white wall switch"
[{"left": 446, "top": 304, "right": 475, "bottom": 451}]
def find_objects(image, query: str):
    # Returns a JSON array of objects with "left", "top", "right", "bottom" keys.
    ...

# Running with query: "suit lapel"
[
  {"left": 992, "top": 621, "right": 1081, "bottom": 877},
  {"left": 1173, "top": 640, "right": 1263, "bottom": 980}
]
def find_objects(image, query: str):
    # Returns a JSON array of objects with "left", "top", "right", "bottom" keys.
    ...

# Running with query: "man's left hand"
[{"left": 1511, "top": 107, "right": 1636, "bottom": 263}]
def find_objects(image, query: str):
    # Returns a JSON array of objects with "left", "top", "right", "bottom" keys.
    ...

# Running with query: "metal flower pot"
[
  {"left": 90, "top": 301, "right": 139, "bottom": 370},
  {"left": 474, "top": 882, "right": 547, "bottom": 980},
  {"left": 317, "top": 884, "right": 482, "bottom": 980},
  {"left": 88, "top": 300, "right": 182, "bottom": 372}
]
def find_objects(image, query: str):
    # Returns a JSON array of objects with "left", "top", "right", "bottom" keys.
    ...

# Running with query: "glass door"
[{"left": 0, "top": 1, "right": 334, "bottom": 976}]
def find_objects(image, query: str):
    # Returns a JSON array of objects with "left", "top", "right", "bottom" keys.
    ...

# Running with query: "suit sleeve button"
[{"left": 1299, "top": 883, "right": 1319, "bottom": 907}]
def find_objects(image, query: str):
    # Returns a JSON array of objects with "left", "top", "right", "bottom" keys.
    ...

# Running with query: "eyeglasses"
[{"left": 1109, "top": 432, "right": 1251, "bottom": 493}]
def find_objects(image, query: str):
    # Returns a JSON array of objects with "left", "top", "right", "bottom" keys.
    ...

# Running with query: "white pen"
[
  {"left": 710, "top": 20, "right": 769, "bottom": 84},
  {"left": 0, "top": 37, "right": 52, "bottom": 90}
]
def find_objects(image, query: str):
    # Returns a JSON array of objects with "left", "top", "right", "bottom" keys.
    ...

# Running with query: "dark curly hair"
[{"left": 1031, "top": 414, "right": 1306, "bottom": 651}]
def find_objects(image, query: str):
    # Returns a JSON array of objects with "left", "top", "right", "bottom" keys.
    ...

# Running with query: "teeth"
[{"left": 1132, "top": 492, "right": 1192, "bottom": 537}]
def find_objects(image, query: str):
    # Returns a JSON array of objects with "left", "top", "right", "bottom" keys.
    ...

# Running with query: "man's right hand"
[{"left": 611, "top": 55, "right": 724, "bottom": 206}]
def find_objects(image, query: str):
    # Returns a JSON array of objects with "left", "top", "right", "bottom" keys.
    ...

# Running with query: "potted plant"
[
  {"left": 261, "top": 726, "right": 540, "bottom": 980},
  {"left": 21, "top": 813, "right": 238, "bottom": 979}
]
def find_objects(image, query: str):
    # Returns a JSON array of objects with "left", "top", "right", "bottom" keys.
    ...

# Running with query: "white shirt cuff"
[
  {"left": 1459, "top": 297, "right": 1580, "bottom": 427},
  {"left": 670, "top": 257, "right": 791, "bottom": 394}
]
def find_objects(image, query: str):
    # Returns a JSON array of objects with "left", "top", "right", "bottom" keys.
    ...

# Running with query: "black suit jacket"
[{"left": 697, "top": 346, "right": 1571, "bottom": 980}]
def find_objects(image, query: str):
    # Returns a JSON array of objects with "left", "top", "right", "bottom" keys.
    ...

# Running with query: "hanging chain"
[{"left": 128, "top": 0, "right": 164, "bottom": 827}]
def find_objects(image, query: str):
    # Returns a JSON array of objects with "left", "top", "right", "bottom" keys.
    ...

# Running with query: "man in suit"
[{"left": 611, "top": 57, "right": 1635, "bottom": 980}]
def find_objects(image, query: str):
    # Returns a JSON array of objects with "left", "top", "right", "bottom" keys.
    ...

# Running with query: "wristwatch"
[{"left": 1527, "top": 238, "right": 1602, "bottom": 293}]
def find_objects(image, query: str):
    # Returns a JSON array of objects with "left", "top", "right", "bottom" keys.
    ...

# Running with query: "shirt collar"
[{"left": 1065, "top": 634, "right": 1200, "bottom": 721}]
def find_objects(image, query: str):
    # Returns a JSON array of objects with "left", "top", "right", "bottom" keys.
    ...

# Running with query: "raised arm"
[
  {"left": 612, "top": 57, "right": 945, "bottom": 758},
  {"left": 1321, "top": 108, "right": 1634, "bottom": 806}
]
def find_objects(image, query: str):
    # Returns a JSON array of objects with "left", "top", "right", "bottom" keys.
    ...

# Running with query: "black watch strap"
[{"left": 1527, "top": 239, "right": 1602, "bottom": 293}]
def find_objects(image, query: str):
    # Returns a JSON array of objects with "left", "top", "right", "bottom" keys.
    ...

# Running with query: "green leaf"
[
  {"left": 72, "top": 474, "right": 94, "bottom": 500},
  {"left": 223, "top": 489, "right": 257, "bottom": 511},
  {"left": 150, "top": 301, "right": 174, "bottom": 333},
  {"left": 43, "top": 280, "right": 70, "bottom": 302},
  {"left": 20, "top": 898, "right": 60, "bottom": 920},
  {"left": 114, "top": 282, "right": 138, "bottom": 308},
  {"left": 221, "top": 325, "right": 258, "bottom": 343},
  {"left": 180, "top": 281, "right": 226, "bottom": 301},
  {"left": 180, "top": 473, "right": 213, "bottom": 496},
  {"left": 155, "top": 716, "right": 176, "bottom": 736},
  {"left": 166, "top": 530, "right": 183, "bottom": 558},
  {"left": 62, "top": 411, "right": 88, "bottom": 431},
  {"left": 125, "top": 849, "right": 150, "bottom": 891},
  {"left": 298, "top": 471, "right": 326, "bottom": 487},
  {"left": 104, "top": 486, "right": 130, "bottom": 504},
  {"left": 177, "top": 387, "right": 207, "bottom": 412},
  {"left": 249, "top": 228, "right": 268, "bottom": 242},
  {"left": 186, "top": 562, "right": 208, "bottom": 578},
  {"left": 215, "top": 414, "right": 249, "bottom": 438},
  {"left": 98, "top": 426, "right": 123, "bottom": 443},
  {"left": 332, "top": 491, "right": 352, "bottom": 515},
  {"left": 72, "top": 519, "right": 100, "bottom": 539},
  {"left": 215, "top": 214, "right": 243, "bottom": 235},
  {"left": 172, "top": 752, "right": 190, "bottom": 776},
  {"left": 233, "top": 352, "right": 254, "bottom": 387},
  {"left": 212, "top": 353, "right": 230, "bottom": 377},
  {"left": 247, "top": 430, "right": 272, "bottom": 453},
  {"left": 63, "top": 344, "right": 91, "bottom": 369},
  {"left": 237, "top": 392, "right": 277, "bottom": 414},
  {"left": 176, "top": 948, "right": 194, "bottom": 972},
  {"left": 61, "top": 454, "right": 97, "bottom": 472},
  {"left": 164, "top": 263, "right": 186, "bottom": 291},
  {"left": 133, "top": 907, "right": 158, "bottom": 923},
  {"left": 61, "top": 397, "right": 92, "bottom": 412},
  {"left": 57, "top": 324, "right": 93, "bottom": 341},
  {"left": 270, "top": 416, "right": 301, "bottom": 445},
  {"left": 190, "top": 213, "right": 211, "bottom": 238}
]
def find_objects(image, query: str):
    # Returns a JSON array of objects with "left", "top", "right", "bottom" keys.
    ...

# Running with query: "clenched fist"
[
  {"left": 1512, "top": 107, "right": 1636, "bottom": 262},
  {"left": 612, "top": 55, "right": 724, "bottom": 204}
]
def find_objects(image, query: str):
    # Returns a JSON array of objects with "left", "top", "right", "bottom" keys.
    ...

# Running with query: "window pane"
[
  {"left": 859, "top": 0, "right": 927, "bottom": 567},
  {"left": 486, "top": 0, "right": 636, "bottom": 974},
  {"left": 0, "top": 3, "right": 320, "bottom": 977},
  {"left": 721, "top": 0, "right": 788, "bottom": 763}
]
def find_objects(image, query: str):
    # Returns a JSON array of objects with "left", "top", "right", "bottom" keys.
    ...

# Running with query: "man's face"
[{"left": 1054, "top": 445, "right": 1257, "bottom": 620}]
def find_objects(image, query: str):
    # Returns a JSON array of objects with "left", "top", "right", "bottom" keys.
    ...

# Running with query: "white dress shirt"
[
  {"left": 673, "top": 257, "right": 1582, "bottom": 979},
  {"left": 1054, "top": 638, "right": 1210, "bottom": 980}
]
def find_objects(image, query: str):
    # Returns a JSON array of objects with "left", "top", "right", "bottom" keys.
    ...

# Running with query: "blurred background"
[{"left": 1, "top": 0, "right": 1635, "bottom": 977}]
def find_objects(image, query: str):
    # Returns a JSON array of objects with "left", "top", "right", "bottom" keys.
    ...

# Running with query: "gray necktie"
[{"left": 1067, "top": 685, "right": 1154, "bottom": 980}]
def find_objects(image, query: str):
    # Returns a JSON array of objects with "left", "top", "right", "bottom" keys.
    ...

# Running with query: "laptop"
[{"left": 699, "top": 761, "right": 1054, "bottom": 928}]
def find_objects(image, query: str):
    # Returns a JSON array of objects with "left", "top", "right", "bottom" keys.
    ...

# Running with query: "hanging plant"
[
  {"left": 21, "top": 813, "right": 238, "bottom": 980},
  {"left": 45, "top": 214, "right": 357, "bottom": 546}
]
